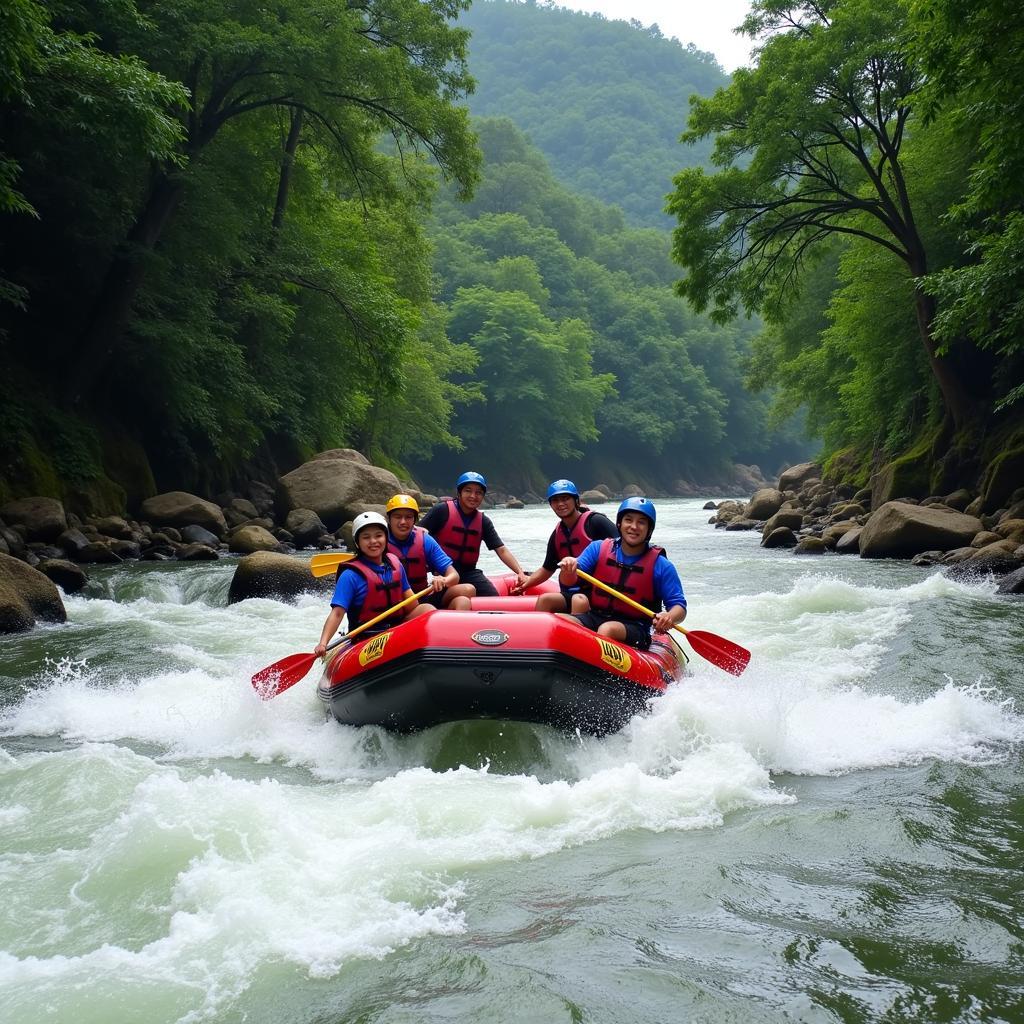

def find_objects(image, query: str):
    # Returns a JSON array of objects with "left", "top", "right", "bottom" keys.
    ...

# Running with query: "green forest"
[{"left": 1, "top": 0, "right": 1021, "bottom": 511}]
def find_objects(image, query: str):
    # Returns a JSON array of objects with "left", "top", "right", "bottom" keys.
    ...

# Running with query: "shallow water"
[{"left": 2, "top": 499, "right": 1023, "bottom": 1023}]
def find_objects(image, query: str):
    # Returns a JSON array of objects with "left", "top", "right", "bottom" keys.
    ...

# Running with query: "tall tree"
[
  {"left": 70, "top": 0, "right": 480, "bottom": 404},
  {"left": 667, "top": 0, "right": 976, "bottom": 430}
]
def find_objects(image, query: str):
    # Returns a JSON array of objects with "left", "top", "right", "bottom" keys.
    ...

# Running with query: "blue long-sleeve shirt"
[
  {"left": 389, "top": 530, "right": 453, "bottom": 575},
  {"left": 330, "top": 558, "right": 411, "bottom": 611}
]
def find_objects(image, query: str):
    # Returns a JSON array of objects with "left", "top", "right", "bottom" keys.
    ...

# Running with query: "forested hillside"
[
  {"left": 414, "top": 119, "right": 808, "bottom": 491},
  {"left": 461, "top": 0, "right": 727, "bottom": 226}
]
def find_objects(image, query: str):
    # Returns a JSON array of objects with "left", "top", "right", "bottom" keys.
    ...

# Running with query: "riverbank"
[{"left": 714, "top": 461, "right": 1024, "bottom": 594}]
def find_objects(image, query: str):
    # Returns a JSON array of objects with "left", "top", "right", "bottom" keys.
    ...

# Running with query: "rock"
[
  {"left": 965, "top": 496, "right": 985, "bottom": 517},
  {"left": 778, "top": 463, "right": 822, "bottom": 492},
  {"left": 762, "top": 509, "right": 804, "bottom": 536},
  {"left": 911, "top": 550, "right": 944, "bottom": 566},
  {"left": 285, "top": 508, "right": 329, "bottom": 547},
  {"left": 733, "top": 464, "right": 770, "bottom": 493},
  {"left": 940, "top": 547, "right": 976, "bottom": 565},
  {"left": 981, "top": 445, "right": 1024, "bottom": 513},
  {"left": 622, "top": 483, "right": 644, "bottom": 498},
  {"left": 228, "top": 497, "right": 259, "bottom": 519},
  {"left": 725, "top": 518, "right": 760, "bottom": 531},
  {"left": 277, "top": 459, "right": 402, "bottom": 529},
  {"left": 859, "top": 501, "right": 984, "bottom": 559},
  {"left": 57, "top": 527, "right": 91, "bottom": 556},
  {"left": 1000, "top": 500, "right": 1024, "bottom": 523},
  {"left": 36, "top": 559, "right": 88, "bottom": 594},
  {"left": 311, "top": 448, "right": 369, "bottom": 464},
  {"left": 93, "top": 515, "right": 134, "bottom": 540},
  {"left": 743, "top": 488, "right": 785, "bottom": 521},
  {"left": 943, "top": 489, "right": 972, "bottom": 512},
  {"left": 247, "top": 480, "right": 276, "bottom": 518},
  {"left": 763, "top": 527, "right": 798, "bottom": 548},
  {"left": 853, "top": 487, "right": 872, "bottom": 505},
  {"left": 506, "top": 498, "right": 525, "bottom": 509},
  {"left": 227, "top": 551, "right": 331, "bottom": 604},
  {"left": 965, "top": 539, "right": 1023, "bottom": 575},
  {"left": 794, "top": 536, "right": 827, "bottom": 554},
  {"left": 109, "top": 540, "right": 141, "bottom": 560},
  {"left": 821, "top": 521, "right": 859, "bottom": 548},
  {"left": 579, "top": 489, "right": 608, "bottom": 505},
  {"left": 77, "top": 541, "right": 123, "bottom": 564},
  {"left": 996, "top": 566, "right": 1024, "bottom": 594},
  {"left": 994, "top": 518, "right": 1024, "bottom": 544},
  {"left": 0, "top": 496, "right": 67, "bottom": 541},
  {"left": 703, "top": 501, "right": 718, "bottom": 510},
  {"left": 177, "top": 543, "right": 220, "bottom": 561},
  {"left": 181, "top": 524, "right": 221, "bottom": 547},
  {"left": 830, "top": 502, "right": 867, "bottom": 520},
  {"left": 0, "top": 552, "right": 67, "bottom": 633},
  {"left": 229, "top": 525, "right": 281, "bottom": 554},
  {"left": 591, "top": 484, "right": 614, "bottom": 497},
  {"left": 0, "top": 526, "right": 26, "bottom": 559},
  {"left": 970, "top": 531, "right": 1002, "bottom": 548},
  {"left": 835, "top": 527, "right": 862, "bottom": 553},
  {"left": 521, "top": 491, "right": 543, "bottom": 505},
  {"left": 140, "top": 492, "right": 227, "bottom": 538}
]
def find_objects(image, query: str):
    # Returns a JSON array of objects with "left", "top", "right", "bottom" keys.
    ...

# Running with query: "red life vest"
[
  {"left": 587, "top": 538, "right": 666, "bottom": 620},
  {"left": 388, "top": 527, "right": 428, "bottom": 591},
  {"left": 341, "top": 553, "right": 405, "bottom": 628},
  {"left": 432, "top": 498, "right": 483, "bottom": 568},
  {"left": 552, "top": 509, "right": 595, "bottom": 559}
]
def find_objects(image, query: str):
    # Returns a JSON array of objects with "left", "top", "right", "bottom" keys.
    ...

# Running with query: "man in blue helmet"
[
  {"left": 513, "top": 479, "right": 618, "bottom": 611},
  {"left": 557, "top": 496, "right": 686, "bottom": 649},
  {"left": 419, "top": 471, "right": 528, "bottom": 598}
]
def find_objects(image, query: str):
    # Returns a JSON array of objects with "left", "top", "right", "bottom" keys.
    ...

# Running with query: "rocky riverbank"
[
  {"left": 3, "top": 446, "right": 761, "bottom": 632},
  {"left": 712, "top": 462, "right": 1024, "bottom": 595}
]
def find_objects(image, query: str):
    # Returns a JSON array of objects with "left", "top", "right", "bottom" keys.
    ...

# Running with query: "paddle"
[
  {"left": 309, "top": 552, "right": 356, "bottom": 578},
  {"left": 250, "top": 585, "right": 433, "bottom": 699},
  {"left": 575, "top": 569, "right": 750, "bottom": 676}
]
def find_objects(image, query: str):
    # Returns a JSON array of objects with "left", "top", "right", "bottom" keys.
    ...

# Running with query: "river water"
[{"left": 1, "top": 499, "right": 1023, "bottom": 1023}]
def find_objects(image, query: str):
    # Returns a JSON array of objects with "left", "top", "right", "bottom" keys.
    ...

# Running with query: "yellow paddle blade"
[{"left": 309, "top": 552, "right": 356, "bottom": 577}]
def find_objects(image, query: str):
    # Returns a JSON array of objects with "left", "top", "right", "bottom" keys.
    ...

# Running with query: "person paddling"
[
  {"left": 513, "top": 479, "right": 618, "bottom": 611},
  {"left": 557, "top": 497, "right": 686, "bottom": 649},
  {"left": 418, "top": 472, "right": 528, "bottom": 599},
  {"left": 313, "top": 511, "right": 432, "bottom": 656},
  {"left": 385, "top": 493, "right": 474, "bottom": 610}
]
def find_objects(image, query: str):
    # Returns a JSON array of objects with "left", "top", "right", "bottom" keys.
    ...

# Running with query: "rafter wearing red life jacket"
[
  {"left": 340, "top": 553, "right": 405, "bottom": 628},
  {"left": 587, "top": 538, "right": 667, "bottom": 620},
  {"left": 388, "top": 528, "right": 428, "bottom": 591},
  {"left": 552, "top": 509, "right": 596, "bottom": 559},
  {"left": 432, "top": 498, "right": 483, "bottom": 568}
]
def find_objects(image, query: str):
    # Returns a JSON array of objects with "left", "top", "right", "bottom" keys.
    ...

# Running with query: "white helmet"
[{"left": 352, "top": 511, "right": 388, "bottom": 541}]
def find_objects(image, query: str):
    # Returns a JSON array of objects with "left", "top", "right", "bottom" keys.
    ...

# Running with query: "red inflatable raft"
[{"left": 316, "top": 575, "right": 685, "bottom": 735}]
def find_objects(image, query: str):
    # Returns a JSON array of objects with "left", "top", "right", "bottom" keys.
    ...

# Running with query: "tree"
[
  {"left": 667, "top": 0, "right": 976, "bottom": 429},
  {"left": 68, "top": 0, "right": 480, "bottom": 403}
]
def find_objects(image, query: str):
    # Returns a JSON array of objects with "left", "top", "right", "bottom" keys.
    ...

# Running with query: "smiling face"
[
  {"left": 548, "top": 492, "right": 578, "bottom": 522},
  {"left": 457, "top": 483, "right": 485, "bottom": 513},
  {"left": 618, "top": 511, "right": 652, "bottom": 551},
  {"left": 356, "top": 525, "right": 389, "bottom": 561},
  {"left": 388, "top": 509, "right": 416, "bottom": 542}
]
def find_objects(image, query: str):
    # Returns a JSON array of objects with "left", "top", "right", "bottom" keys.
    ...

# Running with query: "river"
[{"left": 2, "top": 499, "right": 1023, "bottom": 1023}]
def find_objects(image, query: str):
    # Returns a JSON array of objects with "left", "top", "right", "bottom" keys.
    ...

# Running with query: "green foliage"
[{"left": 461, "top": 1, "right": 728, "bottom": 226}]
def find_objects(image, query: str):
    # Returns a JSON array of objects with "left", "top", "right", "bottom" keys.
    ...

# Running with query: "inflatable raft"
[{"left": 316, "top": 576, "right": 685, "bottom": 735}]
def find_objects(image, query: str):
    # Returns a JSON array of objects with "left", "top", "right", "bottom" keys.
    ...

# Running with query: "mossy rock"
[
  {"left": 869, "top": 446, "right": 934, "bottom": 510},
  {"left": 64, "top": 475, "right": 128, "bottom": 518},
  {"left": 101, "top": 430, "right": 157, "bottom": 509},
  {"left": 980, "top": 445, "right": 1024, "bottom": 514},
  {"left": 822, "top": 446, "right": 871, "bottom": 490}
]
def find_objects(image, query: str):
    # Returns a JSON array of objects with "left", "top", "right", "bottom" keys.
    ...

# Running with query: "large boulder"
[
  {"left": 277, "top": 459, "right": 402, "bottom": 530},
  {"left": 227, "top": 551, "right": 331, "bottom": 604},
  {"left": 36, "top": 559, "right": 88, "bottom": 594},
  {"left": 0, "top": 496, "right": 67, "bottom": 541},
  {"left": 744, "top": 488, "right": 785, "bottom": 521},
  {"left": 0, "top": 552, "right": 67, "bottom": 632},
  {"left": 285, "top": 508, "right": 329, "bottom": 547},
  {"left": 579, "top": 489, "right": 609, "bottom": 505},
  {"left": 778, "top": 463, "right": 822, "bottom": 492},
  {"left": 859, "top": 501, "right": 984, "bottom": 559},
  {"left": 140, "top": 492, "right": 227, "bottom": 538},
  {"left": 311, "top": 448, "right": 370, "bottom": 464},
  {"left": 229, "top": 524, "right": 281, "bottom": 554}
]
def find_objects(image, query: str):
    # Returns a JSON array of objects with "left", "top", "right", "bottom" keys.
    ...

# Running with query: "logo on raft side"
[
  {"left": 358, "top": 632, "right": 392, "bottom": 666},
  {"left": 597, "top": 638, "right": 632, "bottom": 673},
  {"left": 471, "top": 629, "right": 510, "bottom": 647}
]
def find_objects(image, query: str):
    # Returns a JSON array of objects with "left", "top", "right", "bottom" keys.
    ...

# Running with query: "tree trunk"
[
  {"left": 271, "top": 110, "right": 303, "bottom": 237},
  {"left": 70, "top": 170, "right": 185, "bottom": 405}
]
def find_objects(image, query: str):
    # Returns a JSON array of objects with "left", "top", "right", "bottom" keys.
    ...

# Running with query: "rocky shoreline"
[
  {"left": 3, "top": 447, "right": 766, "bottom": 632},
  {"left": 712, "top": 462, "right": 1024, "bottom": 595}
]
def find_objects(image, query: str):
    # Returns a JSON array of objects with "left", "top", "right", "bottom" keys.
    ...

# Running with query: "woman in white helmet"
[{"left": 313, "top": 510, "right": 432, "bottom": 655}]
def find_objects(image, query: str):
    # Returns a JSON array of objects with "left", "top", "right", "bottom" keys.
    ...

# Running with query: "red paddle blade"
[
  {"left": 684, "top": 629, "right": 751, "bottom": 676},
  {"left": 250, "top": 651, "right": 317, "bottom": 700}
]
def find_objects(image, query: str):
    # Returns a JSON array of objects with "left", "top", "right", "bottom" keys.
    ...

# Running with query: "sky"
[{"left": 556, "top": 1, "right": 756, "bottom": 72}]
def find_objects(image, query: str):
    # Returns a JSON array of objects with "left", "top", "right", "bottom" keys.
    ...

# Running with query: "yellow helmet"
[{"left": 386, "top": 493, "right": 420, "bottom": 517}]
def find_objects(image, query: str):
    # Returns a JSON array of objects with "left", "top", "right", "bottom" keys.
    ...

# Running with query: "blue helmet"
[
  {"left": 456, "top": 471, "right": 487, "bottom": 492},
  {"left": 546, "top": 479, "right": 579, "bottom": 501},
  {"left": 617, "top": 496, "right": 656, "bottom": 531}
]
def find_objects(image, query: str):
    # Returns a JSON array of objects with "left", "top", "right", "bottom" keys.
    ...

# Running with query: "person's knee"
[
  {"left": 597, "top": 621, "right": 627, "bottom": 641},
  {"left": 448, "top": 595, "right": 471, "bottom": 610},
  {"left": 535, "top": 593, "right": 566, "bottom": 612},
  {"left": 570, "top": 593, "right": 590, "bottom": 614}
]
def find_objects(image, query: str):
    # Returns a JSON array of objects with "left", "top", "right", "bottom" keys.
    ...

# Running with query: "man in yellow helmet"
[{"left": 386, "top": 494, "right": 473, "bottom": 610}]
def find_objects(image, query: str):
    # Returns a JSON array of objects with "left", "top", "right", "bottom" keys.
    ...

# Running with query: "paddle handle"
[{"left": 575, "top": 569, "right": 685, "bottom": 633}]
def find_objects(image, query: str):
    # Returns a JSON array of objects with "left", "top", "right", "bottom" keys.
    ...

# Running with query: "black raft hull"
[{"left": 316, "top": 610, "right": 683, "bottom": 735}]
